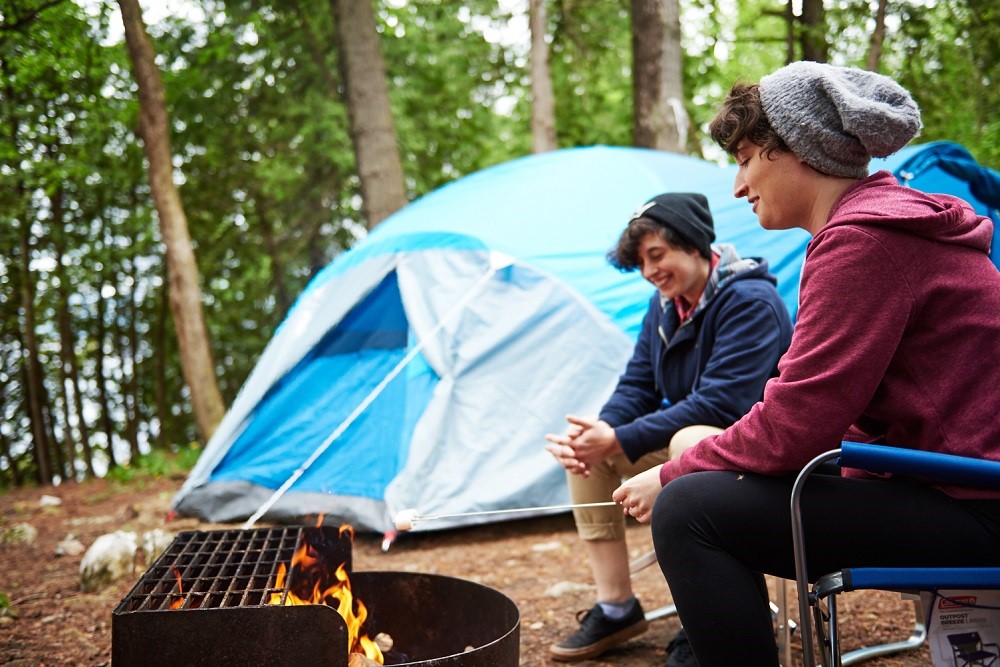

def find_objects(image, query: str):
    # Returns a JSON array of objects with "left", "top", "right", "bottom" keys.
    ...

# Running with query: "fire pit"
[{"left": 112, "top": 526, "right": 520, "bottom": 666}]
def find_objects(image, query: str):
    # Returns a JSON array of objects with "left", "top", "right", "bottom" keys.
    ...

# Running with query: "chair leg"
[
  {"left": 775, "top": 577, "right": 794, "bottom": 667},
  {"left": 629, "top": 548, "right": 679, "bottom": 622}
]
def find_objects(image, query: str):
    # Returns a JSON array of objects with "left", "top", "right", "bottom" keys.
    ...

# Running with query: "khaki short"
[{"left": 567, "top": 424, "right": 724, "bottom": 541}]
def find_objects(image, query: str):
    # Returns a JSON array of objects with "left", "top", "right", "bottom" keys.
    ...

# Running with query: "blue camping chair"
[{"left": 791, "top": 442, "right": 1000, "bottom": 667}]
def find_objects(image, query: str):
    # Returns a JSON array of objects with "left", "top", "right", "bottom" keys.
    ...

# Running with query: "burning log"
[{"left": 349, "top": 654, "right": 382, "bottom": 667}]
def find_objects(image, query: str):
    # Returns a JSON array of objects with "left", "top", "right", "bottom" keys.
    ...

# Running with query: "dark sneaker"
[
  {"left": 550, "top": 600, "right": 649, "bottom": 661},
  {"left": 665, "top": 627, "right": 699, "bottom": 667}
]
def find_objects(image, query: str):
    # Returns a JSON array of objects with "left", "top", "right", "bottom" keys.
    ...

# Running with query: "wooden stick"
[{"left": 394, "top": 501, "right": 618, "bottom": 531}]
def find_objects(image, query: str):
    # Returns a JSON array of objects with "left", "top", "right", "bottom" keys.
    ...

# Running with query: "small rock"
[
  {"left": 1, "top": 523, "right": 38, "bottom": 545},
  {"left": 531, "top": 540, "right": 563, "bottom": 552},
  {"left": 39, "top": 495, "right": 62, "bottom": 507},
  {"left": 544, "top": 580, "right": 595, "bottom": 597},
  {"left": 80, "top": 531, "right": 138, "bottom": 593},
  {"left": 529, "top": 621, "right": 545, "bottom": 630},
  {"left": 140, "top": 529, "right": 173, "bottom": 565},
  {"left": 55, "top": 534, "right": 86, "bottom": 557}
]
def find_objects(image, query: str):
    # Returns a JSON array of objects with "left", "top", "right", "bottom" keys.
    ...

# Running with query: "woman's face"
[
  {"left": 733, "top": 141, "right": 817, "bottom": 232},
  {"left": 637, "top": 231, "right": 707, "bottom": 302}
]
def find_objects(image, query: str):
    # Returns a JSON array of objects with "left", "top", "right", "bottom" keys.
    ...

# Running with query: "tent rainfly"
[{"left": 172, "top": 142, "right": 1000, "bottom": 535}]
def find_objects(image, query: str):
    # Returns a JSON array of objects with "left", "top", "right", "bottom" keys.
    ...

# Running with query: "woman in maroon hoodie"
[{"left": 613, "top": 61, "right": 1000, "bottom": 665}]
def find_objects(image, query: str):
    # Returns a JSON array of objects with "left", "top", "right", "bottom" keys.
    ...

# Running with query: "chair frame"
[{"left": 791, "top": 442, "right": 1000, "bottom": 667}]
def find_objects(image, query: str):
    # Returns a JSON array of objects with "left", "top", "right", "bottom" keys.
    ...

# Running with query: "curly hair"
[
  {"left": 607, "top": 218, "right": 707, "bottom": 271},
  {"left": 709, "top": 82, "right": 789, "bottom": 158}
]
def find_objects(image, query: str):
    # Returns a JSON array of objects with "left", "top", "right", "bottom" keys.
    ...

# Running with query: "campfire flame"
[
  {"left": 269, "top": 524, "right": 383, "bottom": 664},
  {"left": 168, "top": 567, "right": 185, "bottom": 610}
]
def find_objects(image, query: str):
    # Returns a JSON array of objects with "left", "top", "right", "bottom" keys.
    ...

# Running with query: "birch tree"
[
  {"left": 631, "top": 0, "right": 688, "bottom": 153},
  {"left": 330, "top": 0, "right": 408, "bottom": 230},
  {"left": 529, "top": 0, "right": 557, "bottom": 153},
  {"left": 117, "top": 0, "right": 225, "bottom": 441}
]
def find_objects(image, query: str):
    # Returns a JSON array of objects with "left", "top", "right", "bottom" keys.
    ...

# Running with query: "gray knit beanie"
[{"left": 759, "top": 61, "right": 922, "bottom": 178}]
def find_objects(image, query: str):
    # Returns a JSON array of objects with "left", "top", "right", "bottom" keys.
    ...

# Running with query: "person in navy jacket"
[{"left": 546, "top": 192, "right": 792, "bottom": 665}]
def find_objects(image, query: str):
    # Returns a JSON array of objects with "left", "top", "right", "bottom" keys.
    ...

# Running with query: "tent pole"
[{"left": 242, "top": 255, "right": 512, "bottom": 529}]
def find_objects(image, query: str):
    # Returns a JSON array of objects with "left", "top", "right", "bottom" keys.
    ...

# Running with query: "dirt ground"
[{"left": 1, "top": 475, "right": 930, "bottom": 666}]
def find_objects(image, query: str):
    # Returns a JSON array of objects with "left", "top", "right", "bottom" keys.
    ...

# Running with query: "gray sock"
[{"left": 598, "top": 596, "right": 637, "bottom": 620}]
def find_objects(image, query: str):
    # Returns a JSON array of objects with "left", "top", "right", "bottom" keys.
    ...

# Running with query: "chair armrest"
[{"left": 839, "top": 442, "right": 1000, "bottom": 489}]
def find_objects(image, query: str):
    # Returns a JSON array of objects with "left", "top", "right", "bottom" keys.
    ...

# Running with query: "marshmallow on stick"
[{"left": 394, "top": 508, "right": 419, "bottom": 531}]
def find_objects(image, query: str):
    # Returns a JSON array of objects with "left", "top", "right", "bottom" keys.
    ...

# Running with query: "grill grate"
[
  {"left": 113, "top": 525, "right": 519, "bottom": 666},
  {"left": 120, "top": 527, "right": 301, "bottom": 612}
]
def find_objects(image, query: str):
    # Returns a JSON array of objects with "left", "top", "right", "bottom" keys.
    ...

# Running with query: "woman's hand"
[
  {"left": 612, "top": 466, "right": 663, "bottom": 523},
  {"left": 545, "top": 415, "right": 620, "bottom": 476}
]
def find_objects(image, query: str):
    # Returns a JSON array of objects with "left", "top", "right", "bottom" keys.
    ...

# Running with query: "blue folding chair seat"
[{"left": 791, "top": 442, "right": 1000, "bottom": 667}]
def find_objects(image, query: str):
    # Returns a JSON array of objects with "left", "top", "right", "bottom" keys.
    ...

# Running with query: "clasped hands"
[{"left": 545, "top": 415, "right": 663, "bottom": 523}]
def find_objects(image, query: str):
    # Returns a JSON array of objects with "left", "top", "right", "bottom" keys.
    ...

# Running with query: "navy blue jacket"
[{"left": 599, "top": 251, "right": 793, "bottom": 462}]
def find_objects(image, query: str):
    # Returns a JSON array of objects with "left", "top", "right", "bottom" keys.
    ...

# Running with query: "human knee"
[
  {"left": 576, "top": 515, "right": 627, "bottom": 541},
  {"left": 650, "top": 473, "right": 721, "bottom": 547},
  {"left": 668, "top": 425, "right": 724, "bottom": 461}
]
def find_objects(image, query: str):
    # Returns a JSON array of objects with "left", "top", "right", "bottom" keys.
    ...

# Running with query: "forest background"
[{"left": 1, "top": 0, "right": 997, "bottom": 489}]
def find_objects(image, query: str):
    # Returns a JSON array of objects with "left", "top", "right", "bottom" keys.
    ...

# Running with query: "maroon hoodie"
[{"left": 660, "top": 171, "right": 1000, "bottom": 499}]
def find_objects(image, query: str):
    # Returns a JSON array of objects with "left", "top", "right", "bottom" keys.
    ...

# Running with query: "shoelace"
[{"left": 575, "top": 607, "right": 600, "bottom": 629}]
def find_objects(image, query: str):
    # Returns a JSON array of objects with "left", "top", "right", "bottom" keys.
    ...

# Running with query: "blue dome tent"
[{"left": 172, "top": 142, "right": 999, "bottom": 534}]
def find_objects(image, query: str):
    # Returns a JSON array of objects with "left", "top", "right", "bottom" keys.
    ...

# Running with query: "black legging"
[{"left": 651, "top": 471, "right": 1000, "bottom": 666}]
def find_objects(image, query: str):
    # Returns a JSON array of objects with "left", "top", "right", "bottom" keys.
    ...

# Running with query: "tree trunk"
[
  {"left": 631, "top": 0, "right": 688, "bottom": 153},
  {"left": 64, "top": 300, "right": 96, "bottom": 478},
  {"left": 52, "top": 191, "right": 95, "bottom": 479},
  {"left": 117, "top": 0, "right": 225, "bottom": 441},
  {"left": 529, "top": 0, "right": 557, "bottom": 153},
  {"left": 866, "top": 0, "right": 888, "bottom": 71},
  {"left": 330, "top": 0, "right": 408, "bottom": 229},
  {"left": 55, "top": 318, "right": 79, "bottom": 480},
  {"left": 127, "top": 260, "right": 143, "bottom": 454},
  {"left": 43, "top": 383, "right": 69, "bottom": 480},
  {"left": 154, "top": 274, "right": 171, "bottom": 446},
  {"left": 0, "top": 375, "right": 24, "bottom": 487},
  {"left": 93, "top": 257, "right": 122, "bottom": 469},
  {"left": 19, "top": 223, "right": 53, "bottom": 484},
  {"left": 119, "top": 257, "right": 142, "bottom": 463},
  {"left": 785, "top": 0, "right": 795, "bottom": 65},
  {"left": 800, "top": 0, "right": 828, "bottom": 63}
]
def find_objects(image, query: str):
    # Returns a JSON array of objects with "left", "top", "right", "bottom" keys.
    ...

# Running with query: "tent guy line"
[
  {"left": 240, "top": 253, "right": 514, "bottom": 530},
  {"left": 393, "top": 501, "right": 619, "bottom": 531}
]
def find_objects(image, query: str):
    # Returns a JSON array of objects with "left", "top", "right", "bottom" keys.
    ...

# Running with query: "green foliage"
[
  {"left": 105, "top": 442, "right": 202, "bottom": 484},
  {"left": 0, "top": 591, "right": 18, "bottom": 619},
  {"left": 1, "top": 0, "right": 996, "bottom": 489},
  {"left": 546, "top": 0, "right": 633, "bottom": 148}
]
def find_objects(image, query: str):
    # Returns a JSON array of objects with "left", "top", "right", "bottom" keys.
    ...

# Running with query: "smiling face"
[
  {"left": 733, "top": 140, "right": 820, "bottom": 233},
  {"left": 637, "top": 231, "right": 710, "bottom": 304}
]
